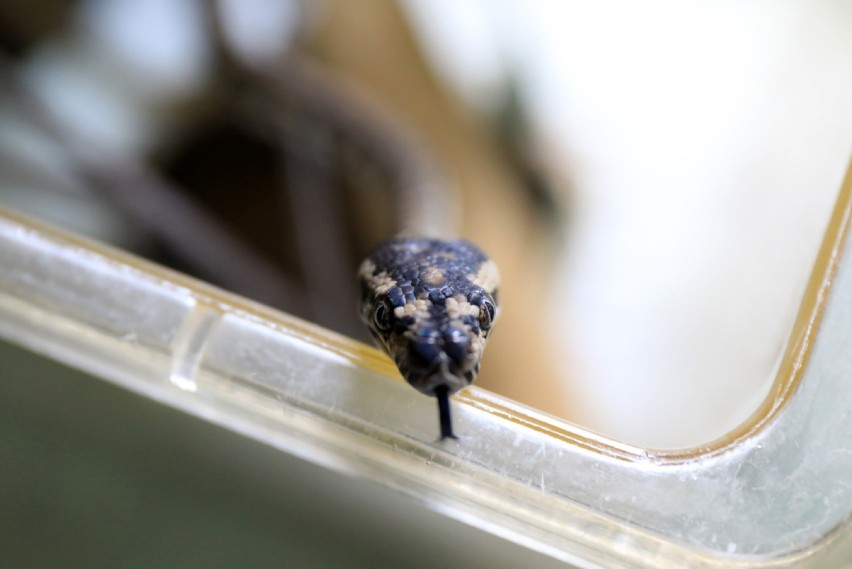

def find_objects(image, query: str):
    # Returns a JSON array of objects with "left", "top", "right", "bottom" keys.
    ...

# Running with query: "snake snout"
[
  {"left": 409, "top": 328, "right": 471, "bottom": 368},
  {"left": 442, "top": 327, "right": 470, "bottom": 366},
  {"left": 410, "top": 331, "right": 442, "bottom": 368},
  {"left": 405, "top": 328, "right": 473, "bottom": 396}
]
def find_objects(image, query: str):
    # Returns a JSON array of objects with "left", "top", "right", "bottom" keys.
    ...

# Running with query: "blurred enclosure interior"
[{"left": 0, "top": 0, "right": 851, "bottom": 449}]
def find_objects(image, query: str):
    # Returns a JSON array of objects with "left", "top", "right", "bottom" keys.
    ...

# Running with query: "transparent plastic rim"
[{"left": 0, "top": 158, "right": 850, "bottom": 568}]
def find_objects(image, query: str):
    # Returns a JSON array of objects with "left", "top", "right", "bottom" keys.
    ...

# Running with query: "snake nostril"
[
  {"left": 443, "top": 328, "right": 470, "bottom": 365},
  {"left": 410, "top": 331, "right": 442, "bottom": 367}
]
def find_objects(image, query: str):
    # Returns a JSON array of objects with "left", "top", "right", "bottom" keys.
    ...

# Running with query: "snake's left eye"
[
  {"left": 374, "top": 301, "right": 393, "bottom": 332},
  {"left": 479, "top": 298, "right": 496, "bottom": 331}
]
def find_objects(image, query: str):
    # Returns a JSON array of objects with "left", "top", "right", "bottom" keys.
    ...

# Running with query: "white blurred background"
[{"left": 404, "top": 0, "right": 852, "bottom": 447}]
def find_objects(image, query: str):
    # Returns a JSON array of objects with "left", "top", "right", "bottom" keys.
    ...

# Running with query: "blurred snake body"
[{"left": 358, "top": 237, "right": 499, "bottom": 439}]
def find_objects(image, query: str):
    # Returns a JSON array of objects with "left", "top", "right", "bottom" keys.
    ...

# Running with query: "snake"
[
  {"left": 358, "top": 237, "right": 500, "bottom": 439},
  {"left": 240, "top": 58, "right": 502, "bottom": 440}
]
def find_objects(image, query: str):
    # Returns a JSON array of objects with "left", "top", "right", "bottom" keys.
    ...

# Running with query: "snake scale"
[{"left": 358, "top": 237, "right": 500, "bottom": 439}]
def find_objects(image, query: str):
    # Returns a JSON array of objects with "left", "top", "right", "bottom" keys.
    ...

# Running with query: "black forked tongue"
[{"left": 435, "top": 385, "right": 457, "bottom": 440}]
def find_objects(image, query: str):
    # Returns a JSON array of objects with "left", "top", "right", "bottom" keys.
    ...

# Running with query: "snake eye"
[
  {"left": 373, "top": 301, "right": 393, "bottom": 332},
  {"left": 479, "top": 298, "right": 496, "bottom": 331}
]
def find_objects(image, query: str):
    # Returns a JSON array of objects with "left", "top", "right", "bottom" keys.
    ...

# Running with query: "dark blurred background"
[{"left": 0, "top": 0, "right": 568, "bottom": 418}]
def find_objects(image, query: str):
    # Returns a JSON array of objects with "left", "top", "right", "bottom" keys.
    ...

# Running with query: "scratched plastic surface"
[{"left": 1, "top": 163, "right": 852, "bottom": 568}]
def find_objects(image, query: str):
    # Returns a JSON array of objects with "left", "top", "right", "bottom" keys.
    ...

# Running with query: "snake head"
[{"left": 358, "top": 238, "right": 499, "bottom": 398}]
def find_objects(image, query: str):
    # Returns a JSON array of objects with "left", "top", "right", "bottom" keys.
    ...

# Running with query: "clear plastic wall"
[{"left": 0, "top": 161, "right": 851, "bottom": 567}]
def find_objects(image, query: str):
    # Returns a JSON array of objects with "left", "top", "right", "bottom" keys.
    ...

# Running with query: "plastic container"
[{"left": 1, "top": 159, "right": 851, "bottom": 567}]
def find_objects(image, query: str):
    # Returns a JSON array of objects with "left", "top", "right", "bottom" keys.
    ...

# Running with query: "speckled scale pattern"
[
  {"left": 358, "top": 237, "right": 500, "bottom": 401},
  {"left": 368, "top": 239, "right": 486, "bottom": 303}
]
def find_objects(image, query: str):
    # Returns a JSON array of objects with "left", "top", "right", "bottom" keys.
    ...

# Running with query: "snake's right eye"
[
  {"left": 479, "top": 298, "right": 496, "bottom": 331},
  {"left": 373, "top": 301, "right": 393, "bottom": 332}
]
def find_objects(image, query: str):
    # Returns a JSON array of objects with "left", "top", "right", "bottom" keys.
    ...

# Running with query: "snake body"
[{"left": 359, "top": 237, "right": 499, "bottom": 439}]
